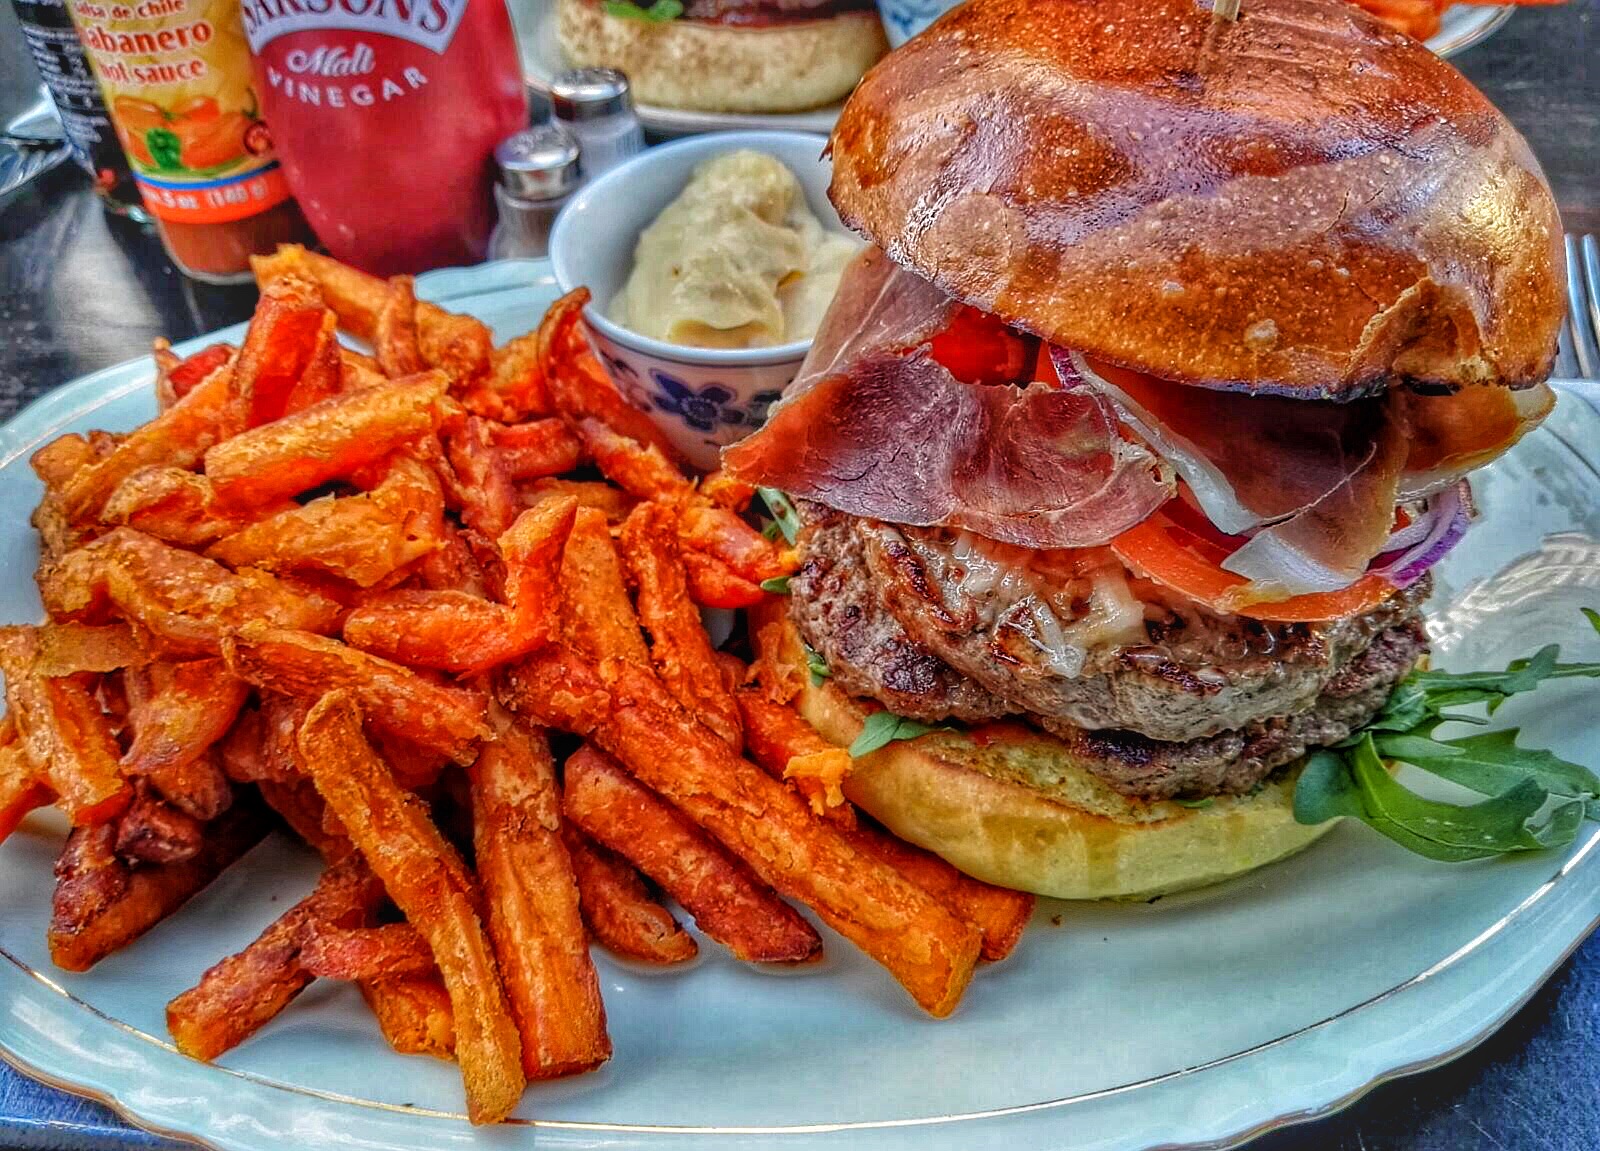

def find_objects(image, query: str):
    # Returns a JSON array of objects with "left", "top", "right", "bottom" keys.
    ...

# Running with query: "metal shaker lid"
[
  {"left": 494, "top": 123, "right": 582, "bottom": 200},
  {"left": 550, "top": 67, "right": 634, "bottom": 121}
]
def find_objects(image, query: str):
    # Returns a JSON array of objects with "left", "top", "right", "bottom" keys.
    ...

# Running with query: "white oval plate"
[
  {"left": 3, "top": 260, "right": 1600, "bottom": 1151},
  {"left": 509, "top": 1, "right": 1512, "bottom": 137}
]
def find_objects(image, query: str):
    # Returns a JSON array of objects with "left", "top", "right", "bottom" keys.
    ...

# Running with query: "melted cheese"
[{"left": 610, "top": 150, "right": 861, "bottom": 349}]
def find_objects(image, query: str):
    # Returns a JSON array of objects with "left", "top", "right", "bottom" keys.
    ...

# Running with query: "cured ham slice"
[
  {"left": 722, "top": 351, "right": 1174, "bottom": 548},
  {"left": 1069, "top": 352, "right": 1552, "bottom": 593}
]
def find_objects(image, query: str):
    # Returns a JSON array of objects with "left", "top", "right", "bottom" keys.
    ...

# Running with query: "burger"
[
  {"left": 723, "top": 0, "right": 1566, "bottom": 900},
  {"left": 555, "top": 0, "right": 888, "bottom": 114}
]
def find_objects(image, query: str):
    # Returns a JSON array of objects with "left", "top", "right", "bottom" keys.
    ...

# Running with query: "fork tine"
[
  {"left": 1565, "top": 234, "right": 1600, "bottom": 380},
  {"left": 1556, "top": 316, "right": 1580, "bottom": 380}
]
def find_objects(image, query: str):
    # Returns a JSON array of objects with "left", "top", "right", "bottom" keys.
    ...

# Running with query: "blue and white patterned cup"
[
  {"left": 875, "top": 0, "right": 963, "bottom": 45},
  {"left": 548, "top": 131, "right": 839, "bottom": 472}
]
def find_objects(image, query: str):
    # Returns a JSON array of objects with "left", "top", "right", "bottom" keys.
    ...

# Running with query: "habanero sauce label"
[
  {"left": 241, "top": 0, "right": 468, "bottom": 112},
  {"left": 69, "top": 0, "right": 292, "bottom": 224}
]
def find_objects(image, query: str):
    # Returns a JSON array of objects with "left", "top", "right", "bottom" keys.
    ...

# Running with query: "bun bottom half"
[
  {"left": 556, "top": 0, "right": 888, "bottom": 114},
  {"left": 765, "top": 612, "right": 1338, "bottom": 901}
]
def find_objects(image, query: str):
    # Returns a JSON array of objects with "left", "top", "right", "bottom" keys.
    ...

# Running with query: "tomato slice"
[
  {"left": 926, "top": 306, "right": 1036, "bottom": 386},
  {"left": 1111, "top": 513, "right": 1395, "bottom": 622}
]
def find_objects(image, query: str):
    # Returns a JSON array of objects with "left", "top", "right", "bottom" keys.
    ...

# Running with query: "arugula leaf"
[
  {"left": 1294, "top": 609, "right": 1600, "bottom": 862},
  {"left": 757, "top": 488, "right": 801, "bottom": 546},
  {"left": 603, "top": 0, "right": 682, "bottom": 20},
  {"left": 761, "top": 520, "right": 783, "bottom": 541},
  {"left": 760, "top": 576, "right": 791, "bottom": 594},
  {"left": 848, "top": 711, "right": 951, "bottom": 758},
  {"left": 803, "top": 644, "right": 829, "bottom": 686},
  {"left": 1174, "top": 796, "right": 1214, "bottom": 809}
]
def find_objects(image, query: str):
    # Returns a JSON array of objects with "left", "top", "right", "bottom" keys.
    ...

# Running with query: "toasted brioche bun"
[
  {"left": 828, "top": 0, "right": 1564, "bottom": 400},
  {"left": 556, "top": 0, "right": 887, "bottom": 114},
  {"left": 760, "top": 608, "right": 1336, "bottom": 900}
]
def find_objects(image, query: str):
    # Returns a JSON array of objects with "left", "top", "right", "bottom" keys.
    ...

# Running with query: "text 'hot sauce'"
[
  {"left": 242, "top": 0, "right": 529, "bottom": 276},
  {"left": 68, "top": 0, "right": 313, "bottom": 281}
]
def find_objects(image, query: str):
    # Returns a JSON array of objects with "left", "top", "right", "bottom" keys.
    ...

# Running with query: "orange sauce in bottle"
[{"left": 69, "top": 0, "right": 314, "bottom": 282}]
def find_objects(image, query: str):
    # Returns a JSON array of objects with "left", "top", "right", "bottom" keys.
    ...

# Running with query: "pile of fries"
[{"left": 0, "top": 246, "right": 1035, "bottom": 1124}]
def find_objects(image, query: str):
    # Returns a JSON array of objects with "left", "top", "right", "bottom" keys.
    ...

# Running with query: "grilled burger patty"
[{"left": 791, "top": 505, "right": 1430, "bottom": 799}]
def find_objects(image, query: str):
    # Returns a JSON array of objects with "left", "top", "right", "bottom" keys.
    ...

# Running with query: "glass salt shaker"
[
  {"left": 488, "top": 124, "right": 583, "bottom": 261},
  {"left": 549, "top": 68, "right": 645, "bottom": 182}
]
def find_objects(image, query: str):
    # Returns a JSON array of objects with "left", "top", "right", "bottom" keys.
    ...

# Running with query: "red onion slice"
[{"left": 1370, "top": 481, "right": 1474, "bottom": 587}]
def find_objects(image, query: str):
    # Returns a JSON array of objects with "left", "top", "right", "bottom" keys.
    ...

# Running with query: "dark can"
[{"left": 10, "top": 0, "right": 144, "bottom": 216}]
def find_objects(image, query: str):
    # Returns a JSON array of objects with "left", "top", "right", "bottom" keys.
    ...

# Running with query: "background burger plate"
[
  {"left": 2, "top": 260, "right": 1599, "bottom": 1151},
  {"left": 510, "top": 0, "right": 1513, "bottom": 135}
]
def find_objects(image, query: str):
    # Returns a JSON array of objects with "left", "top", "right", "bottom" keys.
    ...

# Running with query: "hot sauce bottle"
[
  {"left": 67, "top": 0, "right": 315, "bottom": 282},
  {"left": 242, "top": 0, "right": 530, "bottom": 276}
]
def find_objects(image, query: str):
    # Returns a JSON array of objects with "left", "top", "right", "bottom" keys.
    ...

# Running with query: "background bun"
[
  {"left": 557, "top": 0, "right": 887, "bottom": 114},
  {"left": 767, "top": 612, "right": 1336, "bottom": 901},
  {"left": 828, "top": 0, "right": 1564, "bottom": 400}
]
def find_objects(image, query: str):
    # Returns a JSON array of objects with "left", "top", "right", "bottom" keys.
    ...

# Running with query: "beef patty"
[{"left": 790, "top": 505, "right": 1430, "bottom": 799}]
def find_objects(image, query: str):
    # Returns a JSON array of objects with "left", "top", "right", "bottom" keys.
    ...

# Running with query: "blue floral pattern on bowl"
[
  {"left": 875, "top": 0, "right": 960, "bottom": 44},
  {"left": 649, "top": 372, "right": 784, "bottom": 432}
]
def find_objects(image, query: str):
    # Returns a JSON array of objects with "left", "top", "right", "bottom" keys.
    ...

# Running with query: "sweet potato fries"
[{"left": 0, "top": 247, "right": 1035, "bottom": 1124}]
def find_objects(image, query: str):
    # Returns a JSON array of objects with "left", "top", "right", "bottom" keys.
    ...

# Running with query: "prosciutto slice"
[
  {"left": 1070, "top": 352, "right": 1553, "bottom": 594},
  {"left": 723, "top": 352, "right": 1174, "bottom": 548}
]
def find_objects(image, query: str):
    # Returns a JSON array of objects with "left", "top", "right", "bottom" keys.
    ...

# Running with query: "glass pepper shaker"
[
  {"left": 488, "top": 123, "right": 582, "bottom": 261},
  {"left": 549, "top": 67, "right": 645, "bottom": 183}
]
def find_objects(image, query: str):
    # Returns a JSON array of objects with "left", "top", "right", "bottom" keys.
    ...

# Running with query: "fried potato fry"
[
  {"left": 234, "top": 274, "right": 334, "bottom": 428},
  {"left": 31, "top": 433, "right": 98, "bottom": 490},
  {"left": 284, "top": 312, "right": 344, "bottom": 415},
  {"left": 678, "top": 503, "right": 795, "bottom": 584},
  {"left": 735, "top": 689, "right": 855, "bottom": 826},
  {"left": 114, "top": 786, "right": 205, "bottom": 864},
  {"left": 139, "top": 745, "right": 234, "bottom": 823},
  {"left": 102, "top": 467, "right": 293, "bottom": 547},
  {"left": 39, "top": 529, "right": 343, "bottom": 655},
  {"left": 560, "top": 505, "right": 650, "bottom": 666},
  {"left": 0, "top": 630, "right": 130, "bottom": 826},
  {"left": 562, "top": 825, "right": 697, "bottom": 965},
  {"left": 619, "top": 502, "right": 741, "bottom": 748},
  {"left": 341, "top": 493, "right": 575, "bottom": 673},
  {"left": 493, "top": 419, "right": 583, "bottom": 480},
  {"left": 0, "top": 717, "right": 53, "bottom": 845},
  {"left": 446, "top": 416, "right": 520, "bottom": 538},
  {"left": 208, "top": 455, "right": 447, "bottom": 587},
  {"left": 297, "top": 691, "right": 525, "bottom": 1124},
  {"left": 340, "top": 346, "right": 391, "bottom": 393},
  {"left": 503, "top": 651, "right": 982, "bottom": 1016},
  {"left": 417, "top": 521, "right": 490, "bottom": 597},
  {"left": 58, "top": 348, "right": 242, "bottom": 522},
  {"left": 522, "top": 477, "right": 638, "bottom": 523},
  {"left": 472, "top": 329, "right": 553, "bottom": 420},
  {"left": 204, "top": 371, "right": 451, "bottom": 508},
  {"left": 472, "top": 711, "right": 611, "bottom": 1079},
  {"left": 680, "top": 549, "right": 767, "bottom": 610},
  {"left": 160, "top": 343, "right": 236, "bottom": 409},
  {"left": 123, "top": 657, "right": 249, "bottom": 776},
  {"left": 300, "top": 923, "right": 437, "bottom": 982},
  {"left": 733, "top": 689, "right": 1032, "bottom": 961},
  {"left": 27, "top": 621, "right": 151, "bottom": 676},
  {"left": 376, "top": 275, "right": 427, "bottom": 378},
  {"left": 252, "top": 246, "right": 492, "bottom": 384},
  {"left": 223, "top": 625, "right": 490, "bottom": 763},
  {"left": 565, "top": 746, "right": 821, "bottom": 965},
  {"left": 362, "top": 975, "right": 456, "bottom": 1060},
  {"left": 49, "top": 797, "right": 269, "bottom": 972},
  {"left": 575, "top": 417, "right": 695, "bottom": 504},
  {"left": 166, "top": 855, "right": 384, "bottom": 1060},
  {"left": 536, "top": 288, "right": 683, "bottom": 462},
  {"left": 699, "top": 471, "right": 755, "bottom": 512},
  {"left": 258, "top": 777, "right": 353, "bottom": 861}
]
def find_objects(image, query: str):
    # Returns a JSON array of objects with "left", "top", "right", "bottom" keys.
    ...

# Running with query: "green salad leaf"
[
  {"left": 1294, "top": 610, "right": 1600, "bottom": 860},
  {"left": 757, "top": 487, "right": 801, "bottom": 546},
  {"left": 848, "top": 711, "right": 951, "bottom": 758},
  {"left": 760, "top": 576, "right": 791, "bottom": 595},
  {"left": 603, "top": 0, "right": 682, "bottom": 20},
  {"left": 803, "top": 643, "right": 830, "bottom": 686}
]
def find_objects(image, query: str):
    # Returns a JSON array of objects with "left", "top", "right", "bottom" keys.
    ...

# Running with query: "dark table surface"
[{"left": 2, "top": 3, "right": 1598, "bottom": 1149}]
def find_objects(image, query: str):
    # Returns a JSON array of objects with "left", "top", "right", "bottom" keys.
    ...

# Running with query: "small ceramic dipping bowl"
[{"left": 548, "top": 130, "right": 842, "bottom": 471}]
